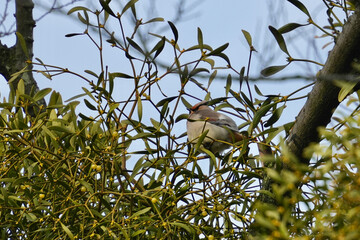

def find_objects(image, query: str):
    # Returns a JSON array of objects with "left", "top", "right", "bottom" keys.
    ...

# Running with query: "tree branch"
[
  {"left": 0, "top": 0, "right": 45, "bottom": 114},
  {"left": 286, "top": 5, "right": 360, "bottom": 164}
]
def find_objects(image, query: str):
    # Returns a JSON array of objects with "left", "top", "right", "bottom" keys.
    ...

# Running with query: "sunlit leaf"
[
  {"left": 130, "top": 207, "right": 151, "bottom": 219},
  {"left": 60, "top": 222, "right": 74, "bottom": 240},
  {"left": 170, "top": 222, "right": 194, "bottom": 234},
  {"left": 15, "top": 32, "right": 29, "bottom": 59},
  {"left": 137, "top": 96, "right": 142, "bottom": 121},
  {"left": 33, "top": 88, "right": 52, "bottom": 102},
  {"left": 336, "top": 81, "right": 357, "bottom": 102},
  {"left": 143, "top": 17, "right": 164, "bottom": 24}
]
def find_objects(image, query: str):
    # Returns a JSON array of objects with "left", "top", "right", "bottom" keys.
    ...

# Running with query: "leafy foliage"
[{"left": 1, "top": 0, "right": 360, "bottom": 239}]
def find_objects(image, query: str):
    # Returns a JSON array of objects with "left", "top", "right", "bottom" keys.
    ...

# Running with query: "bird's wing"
[{"left": 208, "top": 118, "right": 238, "bottom": 132}]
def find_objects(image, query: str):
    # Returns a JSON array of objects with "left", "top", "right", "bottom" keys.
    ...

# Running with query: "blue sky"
[{"left": 0, "top": 0, "right": 332, "bottom": 129}]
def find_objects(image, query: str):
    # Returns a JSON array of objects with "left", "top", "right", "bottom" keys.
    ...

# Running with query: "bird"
[{"left": 187, "top": 100, "right": 244, "bottom": 154}]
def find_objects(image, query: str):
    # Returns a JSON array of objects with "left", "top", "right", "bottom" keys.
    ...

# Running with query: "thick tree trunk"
[
  {"left": 287, "top": 4, "right": 360, "bottom": 165},
  {"left": 249, "top": 4, "right": 360, "bottom": 237},
  {"left": 0, "top": 0, "right": 45, "bottom": 114}
]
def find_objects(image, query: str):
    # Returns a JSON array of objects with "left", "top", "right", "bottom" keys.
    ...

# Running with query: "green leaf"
[
  {"left": 170, "top": 222, "right": 194, "bottom": 234},
  {"left": 254, "top": 85, "right": 263, "bottom": 96},
  {"left": 38, "top": 70, "right": 52, "bottom": 80},
  {"left": 189, "top": 68, "right": 210, "bottom": 78},
  {"left": 201, "top": 147, "right": 216, "bottom": 174},
  {"left": 79, "top": 113, "right": 94, "bottom": 121},
  {"left": 207, "top": 70, "right": 217, "bottom": 89},
  {"left": 84, "top": 99, "right": 97, "bottom": 111},
  {"left": 79, "top": 179, "right": 94, "bottom": 194},
  {"left": 207, "top": 43, "right": 229, "bottom": 56},
  {"left": 186, "top": 44, "right": 213, "bottom": 52},
  {"left": 168, "top": 21, "right": 178, "bottom": 43},
  {"left": 130, "top": 207, "right": 151, "bottom": 219},
  {"left": 241, "top": 29, "right": 252, "bottom": 47},
  {"left": 202, "top": 58, "right": 215, "bottom": 69},
  {"left": 239, "top": 66, "right": 245, "bottom": 91},
  {"left": 131, "top": 230, "right": 146, "bottom": 237},
  {"left": 33, "top": 88, "right": 52, "bottom": 102},
  {"left": 249, "top": 102, "right": 277, "bottom": 134},
  {"left": 60, "top": 222, "right": 74, "bottom": 240},
  {"left": 126, "top": 37, "right": 145, "bottom": 55},
  {"left": 194, "top": 129, "right": 209, "bottom": 153},
  {"left": 197, "top": 27, "right": 203, "bottom": 47},
  {"left": 181, "top": 97, "right": 192, "bottom": 110},
  {"left": 264, "top": 104, "right": 286, "bottom": 127},
  {"left": 82, "top": 87, "right": 96, "bottom": 101},
  {"left": 77, "top": 11, "right": 89, "bottom": 25},
  {"left": 121, "top": 0, "right": 139, "bottom": 16},
  {"left": 239, "top": 91, "right": 255, "bottom": 112},
  {"left": 67, "top": 6, "right": 91, "bottom": 15},
  {"left": 100, "top": 0, "right": 116, "bottom": 17},
  {"left": 269, "top": 26, "right": 290, "bottom": 56},
  {"left": 65, "top": 93, "right": 87, "bottom": 102},
  {"left": 41, "top": 125, "right": 57, "bottom": 140},
  {"left": 278, "top": 22, "right": 308, "bottom": 34},
  {"left": 109, "top": 72, "right": 134, "bottom": 79},
  {"left": 150, "top": 36, "right": 165, "bottom": 59},
  {"left": 8, "top": 66, "right": 27, "bottom": 84},
  {"left": 225, "top": 74, "right": 232, "bottom": 97},
  {"left": 17, "top": 79, "right": 25, "bottom": 96},
  {"left": 15, "top": 32, "right": 29, "bottom": 59},
  {"left": 337, "top": 81, "right": 357, "bottom": 102},
  {"left": 261, "top": 64, "right": 289, "bottom": 77},
  {"left": 288, "top": 0, "right": 311, "bottom": 17},
  {"left": 137, "top": 97, "right": 142, "bottom": 121},
  {"left": 156, "top": 96, "right": 177, "bottom": 107},
  {"left": 215, "top": 52, "right": 231, "bottom": 66},
  {"left": 48, "top": 125, "right": 73, "bottom": 134},
  {"left": 84, "top": 70, "right": 99, "bottom": 78},
  {"left": 143, "top": 17, "right": 164, "bottom": 24},
  {"left": 175, "top": 113, "right": 189, "bottom": 123}
]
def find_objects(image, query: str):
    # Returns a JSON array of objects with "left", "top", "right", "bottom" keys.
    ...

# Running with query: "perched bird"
[{"left": 187, "top": 100, "right": 243, "bottom": 154}]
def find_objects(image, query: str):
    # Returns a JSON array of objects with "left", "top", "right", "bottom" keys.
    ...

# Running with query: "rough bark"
[
  {"left": 287, "top": 5, "right": 360, "bottom": 164},
  {"left": 249, "top": 3, "right": 360, "bottom": 237},
  {"left": 0, "top": 0, "right": 45, "bottom": 114}
]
